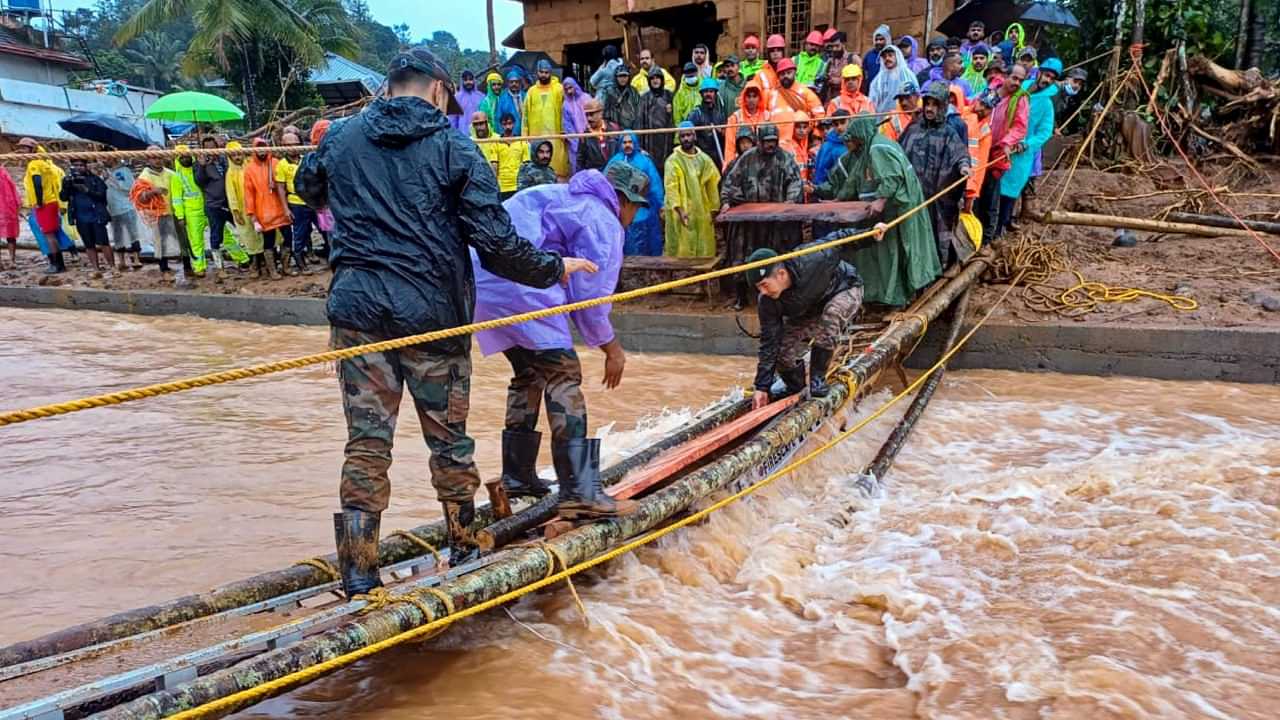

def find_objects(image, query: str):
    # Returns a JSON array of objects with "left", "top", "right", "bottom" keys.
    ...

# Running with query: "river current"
[{"left": 1, "top": 308, "right": 1276, "bottom": 719}]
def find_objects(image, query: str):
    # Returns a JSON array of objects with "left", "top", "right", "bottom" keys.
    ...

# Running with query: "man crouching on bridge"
[
  {"left": 295, "top": 46, "right": 596, "bottom": 599},
  {"left": 472, "top": 163, "right": 650, "bottom": 523},
  {"left": 747, "top": 242, "right": 864, "bottom": 410}
]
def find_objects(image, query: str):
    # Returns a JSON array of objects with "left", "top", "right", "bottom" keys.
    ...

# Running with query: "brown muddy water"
[{"left": 1, "top": 308, "right": 1278, "bottom": 719}]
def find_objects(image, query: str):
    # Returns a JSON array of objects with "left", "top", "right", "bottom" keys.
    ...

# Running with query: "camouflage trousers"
[
  {"left": 502, "top": 347, "right": 588, "bottom": 446},
  {"left": 779, "top": 286, "right": 865, "bottom": 370},
  {"left": 333, "top": 327, "right": 481, "bottom": 512}
]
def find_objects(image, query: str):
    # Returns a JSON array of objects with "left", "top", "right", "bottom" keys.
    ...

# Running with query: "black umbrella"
[
  {"left": 937, "top": 0, "right": 1079, "bottom": 38},
  {"left": 57, "top": 112, "right": 154, "bottom": 150}
]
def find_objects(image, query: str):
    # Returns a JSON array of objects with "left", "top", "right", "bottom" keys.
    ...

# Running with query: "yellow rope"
[
  {"left": 0, "top": 155, "right": 995, "bottom": 429},
  {"left": 294, "top": 558, "right": 340, "bottom": 582},
  {"left": 540, "top": 542, "right": 589, "bottom": 626},
  {"left": 389, "top": 530, "right": 443, "bottom": 567},
  {"left": 162, "top": 268, "right": 1022, "bottom": 720}
]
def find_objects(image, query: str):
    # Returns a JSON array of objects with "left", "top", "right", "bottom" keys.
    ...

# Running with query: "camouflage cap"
[
  {"left": 605, "top": 162, "right": 650, "bottom": 206},
  {"left": 757, "top": 123, "right": 780, "bottom": 140}
]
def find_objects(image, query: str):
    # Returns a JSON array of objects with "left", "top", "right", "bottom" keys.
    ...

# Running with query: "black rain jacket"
[
  {"left": 754, "top": 243, "right": 862, "bottom": 390},
  {"left": 296, "top": 96, "right": 565, "bottom": 354}
]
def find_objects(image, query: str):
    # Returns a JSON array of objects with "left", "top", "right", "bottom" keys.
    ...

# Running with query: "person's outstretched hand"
[
  {"left": 601, "top": 338, "right": 625, "bottom": 389},
  {"left": 561, "top": 256, "right": 598, "bottom": 285}
]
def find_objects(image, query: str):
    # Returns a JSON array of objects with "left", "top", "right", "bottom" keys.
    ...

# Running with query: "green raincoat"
[
  {"left": 663, "top": 145, "right": 721, "bottom": 257},
  {"left": 816, "top": 117, "right": 940, "bottom": 306},
  {"left": 793, "top": 50, "right": 826, "bottom": 89}
]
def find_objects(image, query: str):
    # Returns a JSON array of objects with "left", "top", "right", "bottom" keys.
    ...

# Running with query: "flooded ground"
[{"left": 2, "top": 308, "right": 1277, "bottom": 719}]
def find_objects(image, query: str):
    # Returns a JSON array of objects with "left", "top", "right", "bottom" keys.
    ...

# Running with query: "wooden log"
[
  {"left": 0, "top": 400, "right": 743, "bottom": 670},
  {"left": 97, "top": 254, "right": 993, "bottom": 720},
  {"left": 1041, "top": 210, "right": 1255, "bottom": 238},
  {"left": 1165, "top": 212, "right": 1280, "bottom": 235}
]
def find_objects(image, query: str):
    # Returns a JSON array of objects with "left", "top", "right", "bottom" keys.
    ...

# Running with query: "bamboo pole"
[
  {"left": 1041, "top": 210, "right": 1256, "bottom": 238},
  {"left": 0, "top": 401, "right": 744, "bottom": 671},
  {"left": 1165, "top": 212, "right": 1280, "bottom": 235},
  {"left": 96, "top": 254, "right": 993, "bottom": 720},
  {"left": 863, "top": 289, "right": 970, "bottom": 483}
]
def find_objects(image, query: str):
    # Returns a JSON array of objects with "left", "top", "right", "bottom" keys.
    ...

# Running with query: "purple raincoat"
[
  {"left": 900, "top": 36, "right": 930, "bottom": 76},
  {"left": 450, "top": 86, "right": 488, "bottom": 135},
  {"left": 472, "top": 170, "right": 623, "bottom": 355},
  {"left": 562, "top": 78, "right": 592, "bottom": 173}
]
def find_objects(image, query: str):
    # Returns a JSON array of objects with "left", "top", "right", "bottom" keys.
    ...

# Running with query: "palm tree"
[
  {"left": 121, "top": 31, "right": 185, "bottom": 90},
  {"left": 115, "top": 0, "right": 357, "bottom": 123}
]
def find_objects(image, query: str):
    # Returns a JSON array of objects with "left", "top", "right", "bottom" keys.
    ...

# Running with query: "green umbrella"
[{"left": 145, "top": 91, "right": 245, "bottom": 123}]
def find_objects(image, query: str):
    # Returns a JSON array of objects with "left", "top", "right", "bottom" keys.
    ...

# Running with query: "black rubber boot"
[
  {"left": 54, "top": 251, "right": 66, "bottom": 272},
  {"left": 442, "top": 500, "right": 481, "bottom": 565},
  {"left": 501, "top": 429, "right": 551, "bottom": 499},
  {"left": 733, "top": 280, "right": 750, "bottom": 311},
  {"left": 333, "top": 509, "right": 383, "bottom": 599},
  {"left": 808, "top": 345, "right": 835, "bottom": 398},
  {"left": 772, "top": 364, "right": 808, "bottom": 402},
  {"left": 555, "top": 438, "right": 637, "bottom": 520},
  {"left": 44, "top": 253, "right": 60, "bottom": 274}
]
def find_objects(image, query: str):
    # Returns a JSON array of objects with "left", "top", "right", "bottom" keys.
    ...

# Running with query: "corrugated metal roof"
[{"left": 311, "top": 52, "right": 383, "bottom": 94}]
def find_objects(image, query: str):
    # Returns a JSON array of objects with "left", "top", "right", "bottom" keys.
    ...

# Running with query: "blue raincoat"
[
  {"left": 607, "top": 132, "right": 665, "bottom": 256},
  {"left": 496, "top": 69, "right": 525, "bottom": 135},
  {"left": 813, "top": 128, "right": 847, "bottom": 185},
  {"left": 471, "top": 170, "right": 624, "bottom": 355},
  {"left": 1000, "top": 81, "right": 1057, "bottom": 198}
]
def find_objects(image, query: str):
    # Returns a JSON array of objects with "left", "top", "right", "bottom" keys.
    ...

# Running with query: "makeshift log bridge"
[{"left": 0, "top": 252, "right": 991, "bottom": 720}]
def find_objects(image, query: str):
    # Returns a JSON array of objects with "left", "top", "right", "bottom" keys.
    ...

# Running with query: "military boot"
[
  {"left": 554, "top": 438, "right": 637, "bottom": 520},
  {"left": 808, "top": 345, "right": 835, "bottom": 399},
  {"left": 333, "top": 508, "right": 383, "bottom": 599},
  {"left": 500, "top": 429, "right": 552, "bottom": 499},
  {"left": 442, "top": 500, "right": 482, "bottom": 565},
  {"left": 772, "top": 364, "right": 808, "bottom": 402}
]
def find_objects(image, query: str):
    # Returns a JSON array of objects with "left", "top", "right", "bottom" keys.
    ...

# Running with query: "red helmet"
[
  {"left": 775, "top": 58, "right": 797, "bottom": 73},
  {"left": 805, "top": 30, "right": 824, "bottom": 46},
  {"left": 766, "top": 34, "right": 787, "bottom": 50}
]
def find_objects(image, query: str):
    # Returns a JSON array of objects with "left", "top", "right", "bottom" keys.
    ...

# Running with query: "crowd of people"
[
  {"left": 443, "top": 19, "right": 1086, "bottom": 311},
  {"left": 2, "top": 128, "right": 336, "bottom": 285}
]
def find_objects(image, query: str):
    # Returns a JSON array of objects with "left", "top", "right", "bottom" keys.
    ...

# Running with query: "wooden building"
[{"left": 512, "top": 0, "right": 956, "bottom": 79}]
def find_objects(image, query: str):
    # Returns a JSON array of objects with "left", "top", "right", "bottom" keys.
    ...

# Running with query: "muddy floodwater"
[{"left": 2, "top": 308, "right": 1278, "bottom": 719}]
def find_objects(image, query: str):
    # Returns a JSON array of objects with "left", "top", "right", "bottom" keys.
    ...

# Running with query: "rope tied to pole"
[
  {"left": 389, "top": 530, "right": 443, "bottom": 567},
  {"left": 294, "top": 557, "right": 340, "bottom": 582}
]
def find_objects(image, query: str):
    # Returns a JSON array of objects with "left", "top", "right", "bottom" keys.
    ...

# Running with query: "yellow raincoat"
[
  {"left": 22, "top": 150, "right": 77, "bottom": 250},
  {"left": 493, "top": 136, "right": 529, "bottom": 193},
  {"left": 224, "top": 141, "right": 263, "bottom": 255},
  {"left": 522, "top": 77, "right": 569, "bottom": 179},
  {"left": 663, "top": 146, "right": 721, "bottom": 257}
]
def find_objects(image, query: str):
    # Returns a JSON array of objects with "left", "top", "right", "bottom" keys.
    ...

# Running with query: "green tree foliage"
[{"left": 420, "top": 30, "right": 506, "bottom": 79}]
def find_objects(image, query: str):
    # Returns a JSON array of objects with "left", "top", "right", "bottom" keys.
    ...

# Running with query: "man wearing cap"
[
  {"left": 822, "top": 30, "right": 858, "bottom": 103},
  {"left": 690, "top": 43, "right": 714, "bottom": 79},
  {"left": 826, "top": 63, "right": 873, "bottom": 116},
  {"left": 597, "top": 63, "right": 640, "bottom": 130},
  {"left": 768, "top": 58, "right": 825, "bottom": 118},
  {"left": 740, "top": 35, "right": 764, "bottom": 80},
  {"left": 794, "top": 30, "right": 828, "bottom": 92},
  {"left": 813, "top": 109, "right": 852, "bottom": 185},
  {"left": 523, "top": 58, "right": 569, "bottom": 180},
  {"left": 294, "top": 46, "right": 599, "bottom": 596},
  {"left": 962, "top": 44, "right": 992, "bottom": 96},
  {"left": 664, "top": 122, "right": 721, "bottom": 258},
  {"left": 718, "top": 55, "right": 744, "bottom": 113},
  {"left": 899, "top": 82, "right": 972, "bottom": 266},
  {"left": 577, "top": 99, "right": 621, "bottom": 173},
  {"left": 746, "top": 241, "right": 862, "bottom": 408},
  {"left": 720, "top": 123, "right": 803, "bottom": 308},
  {"left": 673, "top": 62, "right": 702, "bottom": 125},
  {"left": 631, "top": 48, "right": 675, "bottom": 94},
  {"left": 1056, "top": 66, "right": 1088, "bottom": 132},
  {"left": 637, "top": 66, "right": 675, "bottom": 172},
  {"left": 881, "top": 82, "right": 919, "bottom": 142},
  {"left": 472, "top": 163, "right": 648, "bottom": 522},
  {"left": 686, "top": 77, "right": 728, "bottom": 168},
  {"left": 1017, "top": 46, "right": 1039, "bottom": 80},
  {"left": 450, "top": 69, "right": 486, "bottom": 135}
]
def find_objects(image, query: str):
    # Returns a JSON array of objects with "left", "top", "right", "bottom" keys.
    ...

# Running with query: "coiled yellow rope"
[{"left": 162, "top": 265, "right": 1024, "bottom": 720}]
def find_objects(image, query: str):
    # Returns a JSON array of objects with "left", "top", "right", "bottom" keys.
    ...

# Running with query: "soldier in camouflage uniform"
[
  {"left": 296, "top": 47, "right": 596, "bottom": 598},
  {"left": 473, "top": 163, "right": 652, "bottom": 520},
  {"left": 745, "top": 241, "right": 864, "bottom": 409},
  {"left": 719, "top": 123, "right": 805, "bottom": 309}
]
